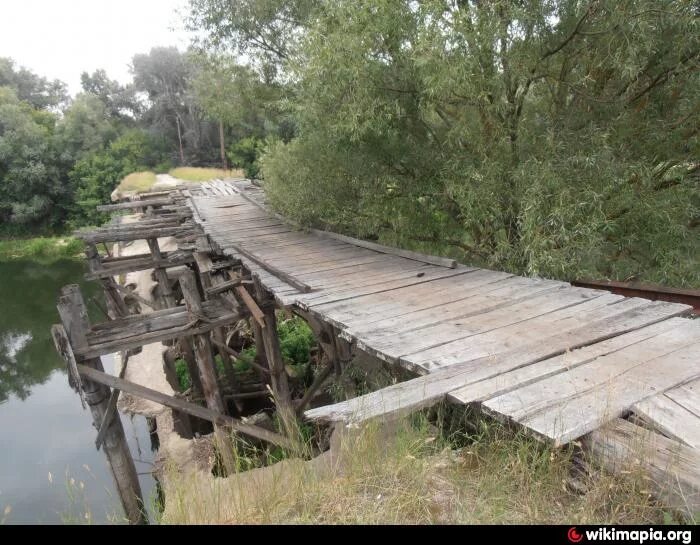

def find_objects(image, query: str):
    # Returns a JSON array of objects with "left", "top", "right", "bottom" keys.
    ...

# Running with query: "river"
[{"left": 0, "top": 259, "right": 156, "bottom": 524}]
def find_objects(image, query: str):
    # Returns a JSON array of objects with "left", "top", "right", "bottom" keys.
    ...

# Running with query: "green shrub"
[
  {"left": 277, "top": 315, "right": 314, "bottom": 367},
  {"left": 227, "top": 136, "right": 263, "bottom": 179}
]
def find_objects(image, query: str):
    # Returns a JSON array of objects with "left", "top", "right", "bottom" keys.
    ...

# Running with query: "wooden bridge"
[{"left": 53, "top": 179, "right": 700, "bottom": 523}]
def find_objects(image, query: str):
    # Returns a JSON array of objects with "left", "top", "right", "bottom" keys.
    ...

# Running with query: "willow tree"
[
  {"left": 189, "top": 0, "right": 699, "bottom": 286},
  {"left": 260, "top": 0, "right": 699, "bottom": 286}
]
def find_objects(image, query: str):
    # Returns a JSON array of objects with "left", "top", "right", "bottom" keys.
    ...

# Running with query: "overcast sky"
[{"left": 0, "top": 0, "right": 192, "bottom": 95}]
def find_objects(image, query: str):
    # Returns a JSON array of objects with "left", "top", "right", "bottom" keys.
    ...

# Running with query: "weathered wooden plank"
[
  {"left": 342, "top": 279, "right": 571, "bottom": 344},
  {"left": 235, "top": 285, "right": 267, "bottom": 328},
  {"left": 664, "top": 378, "right": 700, "bottom": 418},
  {"left": 494, "top": 340, "right": 700, "bottom": 445},
  {"left": 76, "top": 226, "right": 193, "bottom": 243},
  {"left": 81, "top": 310, "right": 244, "bottom": 359},
  {"left": 315, "top": 268, "right": 509, "bottom": 316},
  {"left": 402, "top": 296, "right": 655, "bottom": 372},
  {"left": 86, "top": 252, "right": 194, "bottom": 280},
  {"left": 221, "top": 241, "right": 312, "bottom": 293},
  {"left": 582, "top": 419, "right": 700, "bottom": 518},
  {"left": 449, "top": 318, "right": 684, "bottom": 405},
  {"left": 298, "top": 265, "right": 475, "bottom": 309},
  {"left": 310, "top": 229, "right": 457, "bottom": 269},
  {"left": 304, "top": 302, "right": 690, "bottom": 425},
  {"left": 484, "top": 320, "right": 700, "bottom": 423},
  {"left": 87, "top": 301, "right": 233, "bottom": 344},
  {"left": 97, "top": 198, "right": 173, "bottom": 211},
  {"left": 633, "top": 389, "right": 700, "bottom": 450},
  {"left": 356, "top": 288, "right": 608, "bottom": 366}
]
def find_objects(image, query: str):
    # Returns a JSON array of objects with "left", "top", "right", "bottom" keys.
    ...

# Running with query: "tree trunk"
[
  {"left": 176, "top": 115, "right": 185, "bottom": 165},
  {"left": 219, "top": 120, "right": 227, "bottom": 171}
]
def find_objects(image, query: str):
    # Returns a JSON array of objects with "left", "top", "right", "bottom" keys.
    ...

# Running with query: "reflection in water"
[
  {"left": 0, "top": 332, "right": 33, "bottom": 402},
  {"left": 0, "top": 259, "right": 155, "bottom": 523},
  {"left": 2, "top": 332, "right": 32, "bottom": 362}
]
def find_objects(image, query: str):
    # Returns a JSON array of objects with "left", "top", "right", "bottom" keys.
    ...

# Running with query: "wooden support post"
[
  {"left": 193, "top": 253, "right": 239, "bottom": 391},
  {"left": 179, "top": 337, "right": 204, "bottom": 399},
  {"left": 146, "top": 238, "right": 176, "bottom": 309},
  {"left": 294, "top": 309, "right": 355, "bottom": 401},
  {"left": 251, "top": 275, "right": 297, "bottom": 440},
  {"left": 85, "top": 243, "right": 129, "bottom": 318},
  {"left": 54, "top": 286, "right": 146, "bottom": 525},
  {"left": 146, "top": 239, "right": 204, "bottom": 398},
  {"left": 179, "top": 271, "right": 237, "bottom": 474}
]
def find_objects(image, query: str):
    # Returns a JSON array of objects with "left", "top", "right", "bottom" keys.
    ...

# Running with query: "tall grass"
[
  {"left": 169, "top": 167, "right": 244, "bottom": 182},
  {"left": 159, "top": 411, "right": 680, "bottom": 525},
  {"left": 0, "top": 237, "right": 83, "bottom": 262},
  {"left": 117, "top": 171, "right": 157, "bottom": 193}
]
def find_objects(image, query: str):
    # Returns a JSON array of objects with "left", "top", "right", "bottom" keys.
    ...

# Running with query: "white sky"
[{"left": 0, "top": 0, "right": 192, "bottom": 96}]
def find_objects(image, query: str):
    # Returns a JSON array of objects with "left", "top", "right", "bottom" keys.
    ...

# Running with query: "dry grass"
[
  {"left": 169, "top": 167, "right": 244, "bottom": 182},
  {"left": 158, "top": 414, "right": 681, "bottom": 525},
  {"left": 117, "top": 171, "right": 157, "bottom": 193}
]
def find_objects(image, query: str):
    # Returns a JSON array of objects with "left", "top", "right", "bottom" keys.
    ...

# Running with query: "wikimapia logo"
[{"left": 567, "top": 527, "right": 693, "bottom": 544}]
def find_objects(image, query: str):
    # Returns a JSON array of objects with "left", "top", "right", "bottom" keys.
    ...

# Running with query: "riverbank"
[{"left": 0, "top": 237, "right": 83, "bottom": 262}]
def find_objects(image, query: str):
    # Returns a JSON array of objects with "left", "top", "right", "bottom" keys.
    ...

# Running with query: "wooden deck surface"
[{"left": 185, "top": 180, "right": 700, "bottom": 452}]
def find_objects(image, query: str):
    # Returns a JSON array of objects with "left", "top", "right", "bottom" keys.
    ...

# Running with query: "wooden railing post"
[{"left": 55, "top": 285, "right": 146, "bottom": 525}]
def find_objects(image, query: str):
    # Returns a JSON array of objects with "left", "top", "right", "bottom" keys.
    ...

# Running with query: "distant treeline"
[{"left": 0, "top": 47, "right": 287, "bottom": 233}]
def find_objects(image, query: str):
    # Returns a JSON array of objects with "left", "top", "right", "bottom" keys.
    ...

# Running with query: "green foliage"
[
  {"left": 133, "top": 47, "right": 220, "bottom": 165},
  {"left": 68, "top": 129, "right": 169, "bottom": 225},
  {"left": 234, "top": 346, "right": 256, "bottom": 372},
  {"left": 0, "top": 57, "right": 68, "bottom": 110},
  {"left": 277, "top": 315, "right": 314, "bottom": 367},
  {"left": 55, "top": 93, "right": 120, "bottom": 165},
  {"left": 258, "top": 0, "right": 700, "bottom": 287},
  {"left": 228, "top": 136, "right": 263, "bottom": 178},
  {"left": 0, "top": 87, "right": 67, "bottom": 228},
  {"left": 174, "top": 358, "right": 191, "bottom": 391},
  {"left": 0, "top": 237, "right": 82, "bottom": 262}
]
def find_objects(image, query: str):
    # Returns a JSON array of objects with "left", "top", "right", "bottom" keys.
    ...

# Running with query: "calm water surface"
[{"left": 0, "top": 259, "right": 155, "bottom": 524}]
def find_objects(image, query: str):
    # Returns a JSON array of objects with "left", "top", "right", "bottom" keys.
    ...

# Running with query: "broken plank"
[{"left": 633, "top": 389, "right": 700, "bottom": 450}]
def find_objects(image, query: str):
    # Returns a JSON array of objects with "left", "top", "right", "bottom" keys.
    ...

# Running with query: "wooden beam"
[
  {"left": 224, "top": 241, "right": 313, "bottom": 293},
  {"left": 97, "top": 198, "right": 174, "bottom": 212},
  {"left": 310, "top": 229, "right": 458, "bottom": 269},
  {"left": 76, "top": 364, "right": 292, "bottom": 449},
  {"left": 75, "top": 226, "right": 193, "bottom": 244},
  {"left": 210, "top": 338, "right": 270, "bottom": 376},
  {"left": 110, "top": 282, "right": 156, "bottom": 310},
  {"left": 95, "top": 352, "right": 130, "bottom": 450},
  {"left": 295, "top": 362, "right": 334, "bottom": 416},
  {"left": 235, "top": 285, "right": 267, "bottom": 329},
  {"left": 206, "top": 279, "right": 254, "bottom": 295}
]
